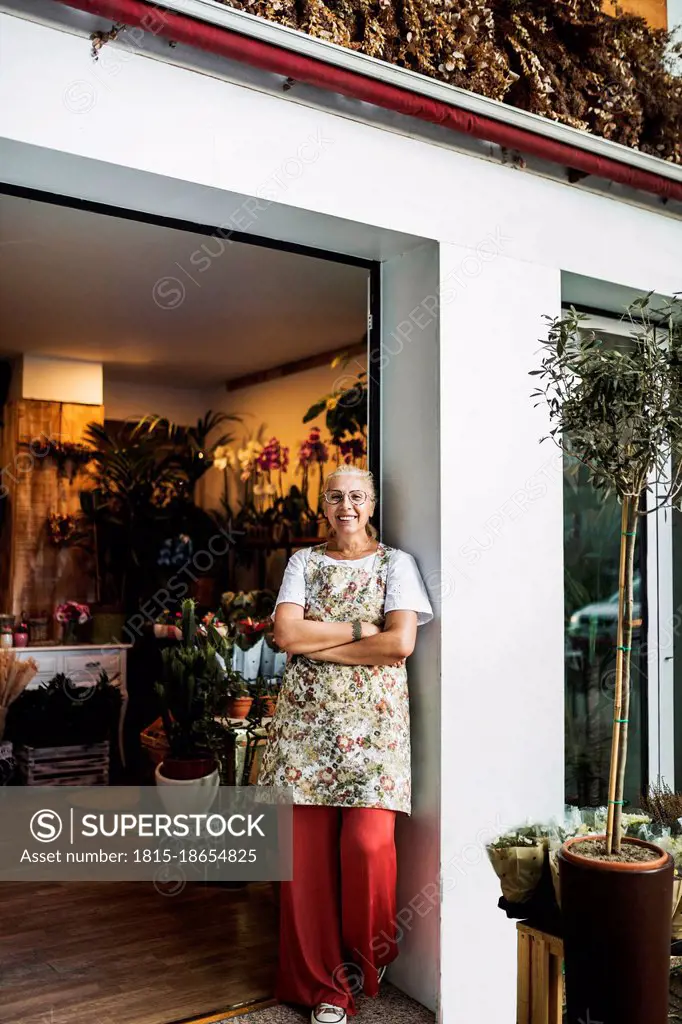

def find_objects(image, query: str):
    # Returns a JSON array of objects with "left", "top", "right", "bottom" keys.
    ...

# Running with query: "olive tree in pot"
[
  {"left": 154, "top": 599, "right": 225, "bottom": 811},
  {"left": 532, "top": 295, "right": 682, "bottom": 1024}
]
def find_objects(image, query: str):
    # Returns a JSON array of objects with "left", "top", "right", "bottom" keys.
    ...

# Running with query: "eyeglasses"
[{"left": 323, "top": 489, "right": 369, "bottom": 506}]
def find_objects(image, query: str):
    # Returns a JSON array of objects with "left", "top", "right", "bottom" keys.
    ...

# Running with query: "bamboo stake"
[
  {"left": 612, "top": 498, "right": 638, "bottom": 853},
  {"left": 605, "top": 498, "right": 630, "bottom": 854}
]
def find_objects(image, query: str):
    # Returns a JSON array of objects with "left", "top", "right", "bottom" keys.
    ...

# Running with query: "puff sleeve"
[
  {"left": 273, "top": 547, "right": 310, "bottom": 610},
  {"left": 384, "top": 549, "right": 434, "bottom": 626}
]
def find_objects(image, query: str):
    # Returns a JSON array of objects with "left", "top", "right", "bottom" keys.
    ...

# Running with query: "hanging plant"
[
  {"left": 21, "top": 440, "right": 95, "bottom": 482},
  {"left": 46, "top": 512, "right": 90, "bottom": 549}
]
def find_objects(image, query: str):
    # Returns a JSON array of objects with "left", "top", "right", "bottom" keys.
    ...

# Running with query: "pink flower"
[
  {"left": 284, "top": 767, "right": 301, "bottom": 783},
  {"left": 257, "top": 437, "right": 290, "bottom": 472},
  {"left": 336, "top": 735, "right": 354, "bottom": 752},
  {"left": 380, "top": 776, "right": 395, "bottom": 791},
  {"left": 317, "top": 767, "right": 337, "bottom": 786},
  {"left": 55, "top": 601, "right": 91, "bottom": 625},
  {"left": 297, "top": 428, "right": 329, "bottom": 467}
]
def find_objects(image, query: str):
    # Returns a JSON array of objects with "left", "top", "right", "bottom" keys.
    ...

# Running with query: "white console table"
[{"left": 11, "top": 643, "right": 131, "bottom": 767}]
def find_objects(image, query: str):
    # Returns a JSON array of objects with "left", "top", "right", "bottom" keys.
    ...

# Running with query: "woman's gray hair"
[
  {"left": 323, "top": 463, "right": 376, "bottom": 501},
  {"left": 323, "top": 464, "right": 378, "bottom": 539}
]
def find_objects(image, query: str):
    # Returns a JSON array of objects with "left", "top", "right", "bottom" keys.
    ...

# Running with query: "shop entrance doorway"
[{"left": 0, "top": 184, "right": 378, "bottom": 1024}]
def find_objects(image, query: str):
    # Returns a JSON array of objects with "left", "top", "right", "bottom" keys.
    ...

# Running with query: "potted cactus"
[{"left": 154, "top": 598, "right": 225, "bottom": 785}]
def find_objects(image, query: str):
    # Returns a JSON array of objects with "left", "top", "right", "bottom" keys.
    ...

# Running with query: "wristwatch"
[{"left": 351, "top": 620, "right": 362, "bottom": 642}]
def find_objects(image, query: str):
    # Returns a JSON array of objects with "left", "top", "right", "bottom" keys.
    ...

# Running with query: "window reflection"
[{"left": 563, "top": 384, "right": 646, "bottom": 808}]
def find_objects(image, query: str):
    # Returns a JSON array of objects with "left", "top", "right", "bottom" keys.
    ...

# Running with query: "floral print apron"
[{"left": 257, "top": 542, "right": 411, "bottom": 815}]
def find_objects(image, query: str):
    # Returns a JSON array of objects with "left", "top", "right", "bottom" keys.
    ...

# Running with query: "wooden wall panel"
[
  {"left": 604, "top": 0, "right": 667, "bottom": 29},
  {"left": 0, "top": 401, "right": 103, "bottom": 623}
]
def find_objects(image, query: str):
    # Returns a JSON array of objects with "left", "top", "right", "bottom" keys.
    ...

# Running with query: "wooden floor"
[{"left": 0, "top": 880, "right": 278, "bottom": 1024}]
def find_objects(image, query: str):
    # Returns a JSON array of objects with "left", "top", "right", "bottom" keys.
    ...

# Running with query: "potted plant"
[
  {"left": 261, "top": 677, "right": 280, "bottom": 717},
  {"left": 5, "top": 670, "right": 120, "bottom": 785},
  {"left": 54, "top": 601, "right": 92, "bottom": 645},
  {"left": 487, "top": 825, "right": 551, "bottom": 906},
  {"left": 154, "top": 598, "right": 223, "bottom": 792},
  {"left": 12, "top": 620, "right": 28, "bottom": 649},
  {"left": 225, "top": 675, "right": 253, "bottom": 720},
  {"left": 532, "top": 295, "right": 682, "bottom": 1024}
]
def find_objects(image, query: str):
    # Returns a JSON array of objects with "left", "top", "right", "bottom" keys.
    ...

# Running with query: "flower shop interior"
[{"left": 0, "top": 190, "right": 373, "bottom": 1024}]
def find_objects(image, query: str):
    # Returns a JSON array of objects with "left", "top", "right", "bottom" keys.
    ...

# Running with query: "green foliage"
[
  {"left": 5, "top": 670, "right": 121, "bottom": 748},
  {"left": 80, "top": 412, "right": 240, "bottom": 611},
  {"left": 303, "top": 363, "right": 367, "bottom": 445},
  {"left": 533, "top": 298, "right": 682, "bottom": 508},
  {"left": 133, "top": 410, "right": 241, "bottom": 491}
]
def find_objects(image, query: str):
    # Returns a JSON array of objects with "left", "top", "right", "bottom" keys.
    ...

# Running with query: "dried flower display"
[
  {"left": 0, "top": 651, "right": 39, "bottom": 741},
  {"left": 43, "top": 440, "right": 94, "bottom": 481},
  {"left": 219, "top": 0, "right": 682, "bottom": 162},
  {"left": 46, "top": 512, "right": 89, "bottom": 548}
]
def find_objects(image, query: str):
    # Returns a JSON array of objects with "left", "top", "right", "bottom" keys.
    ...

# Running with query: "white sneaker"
[{"left": 311, "top": 1003, "right": 347, "bottom": 1024}]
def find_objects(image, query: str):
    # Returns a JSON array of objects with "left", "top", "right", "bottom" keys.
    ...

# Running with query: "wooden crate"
[
  {"left": 517, "top": 922, "right": 564, "bottom": 1024},
  {"left": 15, "top": 741, "right": 110, "bottom": 786}
]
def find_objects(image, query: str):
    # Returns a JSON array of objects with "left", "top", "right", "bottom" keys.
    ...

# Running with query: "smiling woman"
[{"left": 256, "top": 463, "right": 433, "bottom": 1024}]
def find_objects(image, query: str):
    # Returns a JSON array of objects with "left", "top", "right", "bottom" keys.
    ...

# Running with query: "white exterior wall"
[
  {"left": 1, "top": 11, "right": 682, "bottom": 1022},
  {"left": 438, "top": 250, "right": 564, "bottom": 1016}
]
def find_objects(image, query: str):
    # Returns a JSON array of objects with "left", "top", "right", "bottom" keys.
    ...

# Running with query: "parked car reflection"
[{"left": 568, "top": 573, "right": 642, "bottom": 640}]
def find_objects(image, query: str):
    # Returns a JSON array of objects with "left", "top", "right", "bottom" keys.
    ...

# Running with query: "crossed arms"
[{"left": 273, "top": 603, "right": 418, "bottom": 667}]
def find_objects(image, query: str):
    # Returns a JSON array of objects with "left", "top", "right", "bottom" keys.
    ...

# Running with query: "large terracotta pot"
[{"left": 558, "top": 834, "right": 673, "bottom": 1024}]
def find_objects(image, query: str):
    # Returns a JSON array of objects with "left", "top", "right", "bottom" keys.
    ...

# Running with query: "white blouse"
[{"left": 275, "top": 546, "right": 434, "bottom": 626}]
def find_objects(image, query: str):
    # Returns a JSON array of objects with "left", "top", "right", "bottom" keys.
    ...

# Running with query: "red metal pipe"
[{"left": 55, "top": 0, "right": 682, "bottom": 203}]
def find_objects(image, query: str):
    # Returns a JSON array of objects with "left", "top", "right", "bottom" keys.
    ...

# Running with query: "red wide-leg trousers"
[{"left": 275, "top": 804, "right": 400, "bottom": 1016}]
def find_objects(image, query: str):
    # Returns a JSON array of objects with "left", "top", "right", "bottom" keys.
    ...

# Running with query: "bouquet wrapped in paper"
[
  {"left": 487, "top": 826, "right": 549, "bottom": 904},
  {"left": 0, "top": 650, "right": 39, "bottom": 740}
]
